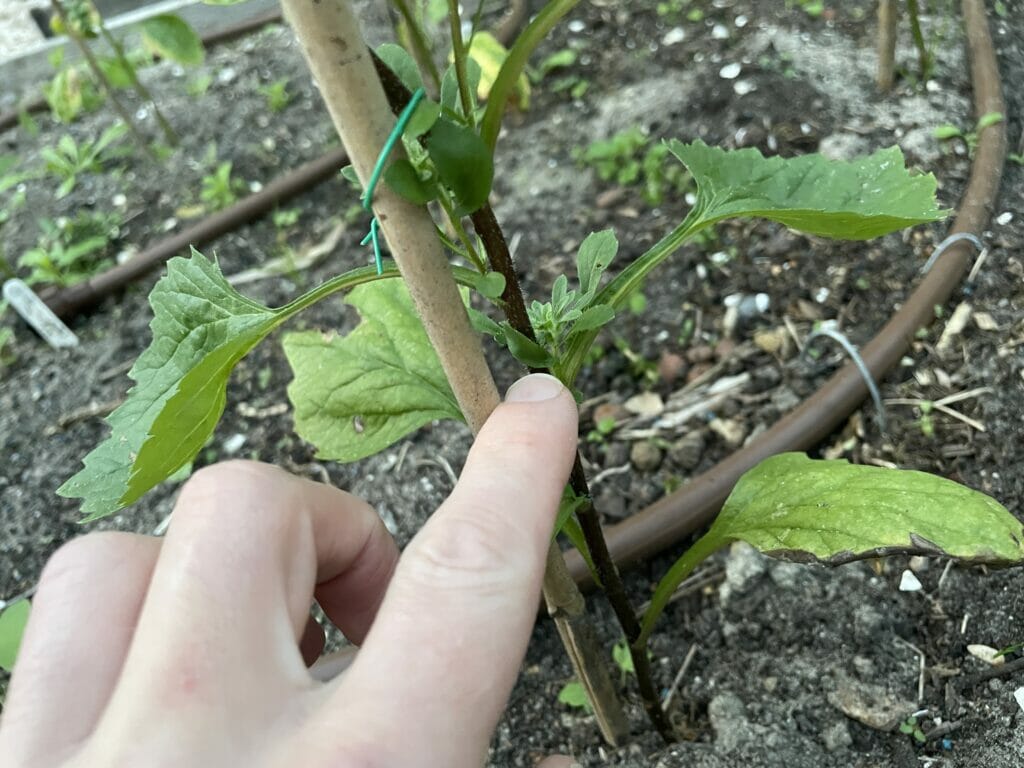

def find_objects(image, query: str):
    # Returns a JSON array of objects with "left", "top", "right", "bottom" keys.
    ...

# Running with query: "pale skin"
[{"left": 0, "top": 374, "right": 582, "bottom": 768}]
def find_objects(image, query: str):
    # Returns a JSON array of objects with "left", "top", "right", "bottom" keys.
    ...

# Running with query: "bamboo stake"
[
  {"left": 877, "top": 0, "right": 899, "bottom": 92},
  {"left": 280, "top": 0, "right": 628, "bottom": 745}
]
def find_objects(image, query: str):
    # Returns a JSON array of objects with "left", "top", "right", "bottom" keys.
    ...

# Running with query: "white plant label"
[{"left": 2, "top": 279, "right": 79, "bottom": 349}]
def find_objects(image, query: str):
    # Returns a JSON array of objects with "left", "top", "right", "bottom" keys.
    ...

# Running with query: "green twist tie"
[{"left": 360, "top": 87, "right": 427, "bottom": 274}]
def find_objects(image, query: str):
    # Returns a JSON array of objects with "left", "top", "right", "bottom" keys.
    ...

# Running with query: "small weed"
[
  {"left": 187, "top": 73, "right": 213, "bottom": 97},
  {"left": 899, "top": 714, "right": 928, "bottom": 745},
  {"left": 272, "top": 207, "right": 301, "bottom": 230},
  {"left": 586, "top": 415, "right": 618, "bottom": 444},
  {"left": 935, "top": 112, "right": 1004, "bottom": 155},
  {"left": 18, "top": 212, "right": 119, "bottom": 287},
  {"left": 787, "top": 0, "right": 825, "bottom": 18},
  {"left": 40, "top": 123, "right": 128, "bottom": 198},
  {"left": 557, "top": 680, "right": 593, "bottom": 712},
  {"left": 200, "top": 161, "right": 246, "bottom": 211},
  {"left": 574, "top": 127, "right": 691, "bottom": 205},
  {"left": 45, "top": 48, "right": 104, "bottom": 123},
  {"left": 0, "top": 325, "right": 14, "bottom": 368},
  {"left": 259, "top": 79, "right": 292, "bottom": 112},
  {"left": 531, "top": 48, "right": 589, "bottom": 99}
]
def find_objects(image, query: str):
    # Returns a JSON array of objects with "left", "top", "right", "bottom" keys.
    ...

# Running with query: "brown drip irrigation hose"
[
  {"left": 39, "top": 147, "right": 349, "bottom": 317},
  {"left": 563, "top": 0, "right": 1007, "bottom": 585}
]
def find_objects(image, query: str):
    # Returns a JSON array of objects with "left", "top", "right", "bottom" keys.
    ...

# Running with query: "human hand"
[{"left": 0, "top": 374, "right": 581, "bottom": 768}]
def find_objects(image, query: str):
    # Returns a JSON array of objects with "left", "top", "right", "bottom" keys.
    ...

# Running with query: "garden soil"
[{"left": 1, "top": 1, "right": 1022, "bottom": 766}]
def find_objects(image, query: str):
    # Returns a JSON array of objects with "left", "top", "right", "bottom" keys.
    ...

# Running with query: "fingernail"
[{"left": 505, "top": 373, "right": 565, "bottom": 403}]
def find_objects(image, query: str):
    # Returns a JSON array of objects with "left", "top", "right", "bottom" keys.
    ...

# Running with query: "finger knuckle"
[{"left": 408, "top": 509, "right": 530, "bottom": 591}]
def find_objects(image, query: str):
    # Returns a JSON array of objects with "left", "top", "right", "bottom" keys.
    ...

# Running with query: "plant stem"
[
  {"left": 445, "top": 0, "right": 476, "bottom": 124},
  {"left": 390, "top": 0, "right": 441, "bottom": 93},
  {"left": 282, "top": 0, "right": 628, "bottom": 746},
  {"left": 470, "top": 188, "right": 676, "bottom": 745},
  {"left": 876, "top": 0, "right": 899, "bottom": 92},
  {"left": 437, "top": 190, "right": 486, "bottom": 272},
  {"left": 49, "top": 0, "right": 153, "bottom": 159},
  {"left": 905, "top": 0, "right": 932, "bottom": 82},
  {"left": 96, "top": 23, "right": 178, "bottom": 146}
]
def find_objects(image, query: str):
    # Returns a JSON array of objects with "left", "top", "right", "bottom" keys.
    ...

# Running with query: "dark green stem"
[
  {"left": 49, "top": 0, "right": 154, "bottom": 159},
  {"left": 97, "top": 23, "right": 178, "bottom": 146},
  {"left": 905, "top": 0, "right": 932, "bottom": 81},
  {"left": 469, "top": 204, "right": 675, "bottom": 743},
  {"left": 390, "top": 0, "right": 441, "bottom": 92},
  {"left": 373, "top": 51, "right": 671, "bottom": 741},
  {"left": 445, "top": 0, "right": 476, "bottom": 123}
]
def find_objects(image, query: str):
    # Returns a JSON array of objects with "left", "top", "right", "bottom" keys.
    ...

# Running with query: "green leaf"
[
  {"left": 467, "top": 305, "right": 505, "bottom": 341},
  {"left": 710, "top": 453, "right": 1024, "bottom": 564},
  {"left": 554, "top": 486, "right": 587, "bottom": 538},
  {"left": 59, "top": 251, "right": 393, "bottom": 520},
  {"left": 558, "top": 680, "right": 592, "bottom": 710},
  {"left": 976, "top": 111, "right": 1004, "bottom": 130},
  {"left": 576, "top": 229, "right": 618, "bottom": 298},
  {"left": 466, "top": 31, "right": 530, "bottom": 108},
  {"left": 0, "top": 599, "right": 30, "bottom": 672},
  {"left": 405, "top": 99, "right": 442, "bottom": 139},
  {"left": 934, "top": 124, "right": 963, "bottom": 140},
  {"left": 141, "top": 15, "right": 205, "bottom": 66},
  {"left": 668, "top": 140, "right": 949, "bottom": 240},
  {"left": 640, "top": 453, "right": 1023, "bottom": 645},
  {"left": 284, "top": 280, "right": 463, "bottom": 462},
  {"left": 376, "top": 43, "right": 423, "bottom": 93},
  {"left": 561, "top": 515, "right": 600, "bottom": 587},
  {"left": 501, "top": 324, "right": 553, "bottom": 368},
  {"left": 477, "top": 271, "right": 506, "bottom": 300},
  {"left": 425, "top": 118, "right": 494, "bottom": 214},
  {"left": 570, "top": 304, "right": 615, "bottom": 334},
  {"left": 384, "top": 158, "right": 436, "bottom": 205},
  {"left": 440, "top": 59, "right": 481, "bottom": 118},
  {"left": 612, "top": 641, "right": 634, "bottom": 674}
]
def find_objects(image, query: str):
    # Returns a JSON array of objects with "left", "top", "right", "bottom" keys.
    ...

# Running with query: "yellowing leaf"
[
  {"left": 465, "top": 32, "right": 530, "bottom": 108},
  {"left": 283, "top": 280, "right": 463, "bottom": 462}
]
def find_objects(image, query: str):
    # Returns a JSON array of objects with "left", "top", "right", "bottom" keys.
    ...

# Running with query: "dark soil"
[{"left": 2, "top": 1, "right": 1023, "bottom": 766}]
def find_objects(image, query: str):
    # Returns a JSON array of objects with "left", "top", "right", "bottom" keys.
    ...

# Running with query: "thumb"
[{"left": 333, "top": 373, "right": 578, "bottom": 767}]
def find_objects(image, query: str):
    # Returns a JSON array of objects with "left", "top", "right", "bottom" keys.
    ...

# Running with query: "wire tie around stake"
[
  {"left": 802, "top": 324, "right": 886, "bottom": 432},
  {"left": 360, "top": 87, "right": 426, "bottom": 274},
  {"left": 920, "top": 232, "right": 985, "bottom": 277}
]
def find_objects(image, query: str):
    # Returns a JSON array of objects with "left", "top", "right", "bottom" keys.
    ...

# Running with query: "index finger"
[{"left": 315, "top": 374, "right": 579, "bottom": 767}]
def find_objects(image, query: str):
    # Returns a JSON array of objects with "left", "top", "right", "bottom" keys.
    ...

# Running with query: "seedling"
[
  {"left": 44, "top": 53, "right": 104, "bottom": 124},
  {"left": 200, "top": 161, "right": 246, "bottom": 211},
  {"left": 18, "top": 212, "right": 118, "bottom": 287},
  {"left": 54, "top": 0, "right": 1023, "bottom": 747},
  {"left": 260, "top": 79, "right": 292, "bottom": 112},
  {"left": 40, "top": 122, "right": 128, "bottom": 198},
  {"left": 574, "top": 128, "right": 692, "bottom": 205},
  {"left": 586, "top": 415, "right": 617, "bottom": 444},
  {"left": 934, "top": 111, "right": 1004, "bottom": 154},
  {"left": 900, "top": 714, "right": 928, "bottom": 744}
]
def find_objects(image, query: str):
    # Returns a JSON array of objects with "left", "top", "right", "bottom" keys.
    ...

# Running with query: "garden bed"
[{"left": 1, "top": 1, "right": 1022, "bottom": 765}]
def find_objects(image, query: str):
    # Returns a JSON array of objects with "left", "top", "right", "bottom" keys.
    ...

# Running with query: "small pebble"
[
  {"left": 967, "top": 644, "right": 1004, "bottom": 666},
  {"left": 662, "top": 27, "right": 686, "bottom": 46},
  {"left": 669, "top": 431, "right": 704, "bottom": 470},
  {"left": 996, "top": 211, "right": 1013, "bottom": 225},
  {"left": 898, "top": 570, "right": 922, "bottom": 591},
  {"left": 630, "top": 441, "right": 663, "bottom": 472},
  {"left": 719, "top": 62, "right": 742, "bottom": 80}
]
